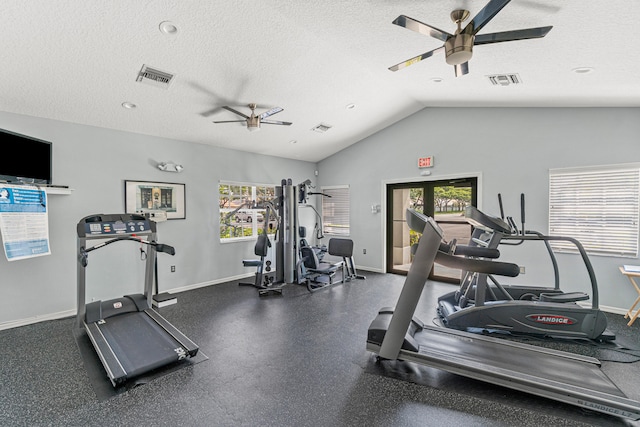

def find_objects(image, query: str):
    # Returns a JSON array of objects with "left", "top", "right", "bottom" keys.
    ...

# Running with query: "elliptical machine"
[{"left": 437, "top": 194, "right": 614, "bottom": 341}]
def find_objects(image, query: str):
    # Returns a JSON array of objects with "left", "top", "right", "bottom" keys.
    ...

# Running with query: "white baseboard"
[
  {"left": 0, "top": 309, "right": 76, "bottom": 331},
  {"left": 0, "top": 273, "right": 254, "bottom": 332},
  {"left": 164, "top": 273, "right": 253, "bottom": 294},
  {"left": 579, "top": 302, "right": 627, "bottom": 317},
  {"left": 355, "top": 266, "right": 384, "bottom": 274}
]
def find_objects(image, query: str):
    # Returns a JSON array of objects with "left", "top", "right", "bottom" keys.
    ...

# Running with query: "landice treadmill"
[
  {"left": 76, "top": 213, "right": 199, "bottom": 387},
  {"left": 367, "top": 209, "right": 640, "bottom": 420}
]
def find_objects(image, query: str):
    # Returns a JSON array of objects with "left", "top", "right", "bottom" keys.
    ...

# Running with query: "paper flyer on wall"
[{"left": 0, "top": 184, "right": 51, "bottom": 261}]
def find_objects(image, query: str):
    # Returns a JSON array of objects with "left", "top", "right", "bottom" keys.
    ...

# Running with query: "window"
[
  {"left": 219, "top": 182, "right": 277, "bottom": 241},
  {"left": 322, "top": 185, "right": 350, "bottom": 236},
  {"left": 549, "top": 165, "right": 640, "bottom": 257}
]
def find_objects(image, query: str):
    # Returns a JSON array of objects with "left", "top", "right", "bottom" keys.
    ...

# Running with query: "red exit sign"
[{"left": 418, "top": 156, "right": 433, "bottom": 168}]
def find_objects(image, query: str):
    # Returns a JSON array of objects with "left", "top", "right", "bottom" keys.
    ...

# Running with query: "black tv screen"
[{"left": 0, "top": 128, "right": 52, "bottom": 185}]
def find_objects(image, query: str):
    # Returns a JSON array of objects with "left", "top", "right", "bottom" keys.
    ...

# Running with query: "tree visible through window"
[
  {"left": 219, "top": 182, "right": 277, "bottom": 241},
  {"left": 549, "top": 165, "right": 639, "bottom": 257}
]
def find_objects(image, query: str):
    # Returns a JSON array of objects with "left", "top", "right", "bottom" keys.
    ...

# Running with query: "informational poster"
[{"left": 0, "top": 184, "right": 51, "bottom": 261}]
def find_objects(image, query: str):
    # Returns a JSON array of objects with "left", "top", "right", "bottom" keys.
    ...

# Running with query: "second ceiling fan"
[
  {"left": 389, "top": 0, "right": 552, "bottom": 77},
  {"left": 213, "top": 103, "right": 292, "bottom": 132}
]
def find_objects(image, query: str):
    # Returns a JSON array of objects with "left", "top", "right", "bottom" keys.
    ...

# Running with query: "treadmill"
[
  {"left": 367, "top": 209, "right": 640, "bottom": 420},
  {"left": 76, "top": 213, "right": 199, "bottom": 387}
]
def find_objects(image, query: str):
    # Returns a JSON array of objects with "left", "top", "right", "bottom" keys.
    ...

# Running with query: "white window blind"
[
  {"left": 322, "top": 186, "right": 350, "bottom": 236},
  {"left": 549, "top": 166, "right": 640, "bottom": 257}
]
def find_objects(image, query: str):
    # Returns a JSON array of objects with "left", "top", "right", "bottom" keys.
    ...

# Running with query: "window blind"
[
  {"left": 549, "top": 167, "right": 640, "bottom": 257},
  {"left": 321, "top": 186, "right": 350, "bottom": 236}
]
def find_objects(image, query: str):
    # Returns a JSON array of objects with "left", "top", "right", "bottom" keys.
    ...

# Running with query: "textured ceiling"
[{"left": 2, "top": 1, "right": 639, "bottom": 163}]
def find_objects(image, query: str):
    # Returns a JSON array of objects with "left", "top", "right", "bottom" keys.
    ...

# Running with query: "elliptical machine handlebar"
[
  {"left": 435, "top": 251, "right": 520, "bottom": 277},
  {"left": 438, "top": 241, "right": 500, "bottom": 259}
]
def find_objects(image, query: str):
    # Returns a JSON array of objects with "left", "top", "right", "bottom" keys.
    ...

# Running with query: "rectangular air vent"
[
  {"left": 136, "top": 65, "right": 175, "bottom": 89},
  {"left": 487, "top": 73, "right": 522, "bottom": 86},
  {"left": 311, "top": 123, "right": 332, "bottom": 133}
]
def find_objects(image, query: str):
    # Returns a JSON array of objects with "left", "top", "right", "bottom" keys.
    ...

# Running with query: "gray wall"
[
  {"left": 0, "top": 111, "right": 315, "bottom": 328},
  {"left": 2, "top": 107, "right": 639, "bottom": 327},
  {"left": 317, "top": 107, "right": 640, "bottom": 312}
]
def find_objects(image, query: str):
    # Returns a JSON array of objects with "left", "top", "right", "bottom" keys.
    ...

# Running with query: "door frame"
[{"left": 380, "top": 172, "right": 483, "bottom": 275}]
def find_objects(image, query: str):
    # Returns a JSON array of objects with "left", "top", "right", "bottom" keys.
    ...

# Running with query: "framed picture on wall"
[{"left": 124, "top": 180, "right": 186, "bottom": 220}]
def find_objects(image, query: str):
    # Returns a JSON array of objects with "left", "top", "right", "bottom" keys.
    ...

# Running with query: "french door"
[{"left": 386, "top": 177, "right": 477, "bottom": 283}]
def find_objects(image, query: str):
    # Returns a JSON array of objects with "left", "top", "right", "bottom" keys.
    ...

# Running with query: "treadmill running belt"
[
  {"left": 416, "top": 325, "right": 627, "bottom": 398},
  {"left": 97, "top": 311, "right": 184, "bottom": 379}
]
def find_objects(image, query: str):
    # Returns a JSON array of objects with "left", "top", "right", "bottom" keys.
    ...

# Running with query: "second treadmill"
[{"left": 76, "top": 213, "right": 199, "bottom": 387}]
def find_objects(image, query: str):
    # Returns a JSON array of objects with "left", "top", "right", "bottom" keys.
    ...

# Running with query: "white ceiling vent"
[
  {"left": 487, "top": 73, "right": 522, "bottom": 86},
  {"left": 311, "top": 123, "right": 332, "bottom": 133},
  {"left": 136, "top": 65, "right": 175, "bottom": 89}
]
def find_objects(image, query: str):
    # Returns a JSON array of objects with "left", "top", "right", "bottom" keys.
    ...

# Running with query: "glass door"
[
  {"left": 387, "top": 186, "right": 424, "bottom": 275},
  {"left": 387, "top": 178, "right": 477, "bottom": 283}
]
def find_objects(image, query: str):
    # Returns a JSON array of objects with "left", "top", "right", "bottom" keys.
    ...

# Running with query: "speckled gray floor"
[{"left": 2, "top": 272, "right": 640, "bottom": 426}]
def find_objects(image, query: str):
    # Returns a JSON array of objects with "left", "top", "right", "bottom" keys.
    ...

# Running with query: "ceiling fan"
[
  {"left": 389, "top": 0, "right": 552, "bottom": 77},
  {"left": 212, "top": 103, "right": 292, "bottom": 132}
]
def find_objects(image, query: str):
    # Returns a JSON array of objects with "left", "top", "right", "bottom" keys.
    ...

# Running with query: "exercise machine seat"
[
  {"left": 243, "top": 234, "right": 270, "bottom": 265},
  {"left": 240, "top": 234, "right": 277, "bottom": 291},
  {"left": 301, "top": 246, "right": 341, "bottom": 276},
  {"left": 243, "top": 259, "right": 263, "bottom": 267},
  {"left": 299, "top": 226, "right": 327, "bottom": 261}
]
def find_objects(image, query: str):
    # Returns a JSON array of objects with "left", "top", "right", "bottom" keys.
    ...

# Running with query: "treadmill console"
[
  {"left": 406, "top": 209, "right": 444, "bottom": 238},
  {"left": 464, "top": 206, "right": 511, "bottom": 234},
  {"left": 77, "top": 213, "right": 156, "bottom": 237}
]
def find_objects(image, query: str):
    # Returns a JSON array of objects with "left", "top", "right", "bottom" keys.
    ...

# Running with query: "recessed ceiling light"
[
  {"left": 430, "top": 77, "right": 444, "bottom": 83},
  {"left": 572, "top": 67, "right": 594, "bottom": 74},
  {"left": 121, "top": 102, "right": 137, "bottom": 109},
  {"left": 346, "top": 103, "right": 356, "bottom": 110},
  {"left": 159, "top": 21, "right": 178, "bottom": 35}
]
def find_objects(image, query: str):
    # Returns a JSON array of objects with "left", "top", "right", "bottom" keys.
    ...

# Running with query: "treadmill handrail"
[
  {"left": 80, "top": 237, "right": 175, "bottom": 267},
  {"left": 435, "top": 251, "right": 520, "bottom": 277}
]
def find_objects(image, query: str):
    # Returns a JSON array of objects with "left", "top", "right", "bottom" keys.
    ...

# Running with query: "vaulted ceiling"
[{"left": 3, "top": 1, "right": 639, "bottom": 162}]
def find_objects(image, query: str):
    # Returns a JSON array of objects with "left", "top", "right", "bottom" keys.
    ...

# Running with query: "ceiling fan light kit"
[
  {"left": 213, "top": 103, "right": 292, "bottom": 131},
  {"left": 389, "top": 0, "right": 552, "bottom": 77},
  {"left": 445, "top": 9, "right": 473, "bottom": 66},
  {"left": 444, "top": 32, "right": 473, "bottom": 65}
]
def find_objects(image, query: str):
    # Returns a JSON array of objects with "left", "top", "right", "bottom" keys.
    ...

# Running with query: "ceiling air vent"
[
  {"left": 487, "top": 73, "right": 522, "bottom": 86},
  {"left": 136, "top": 65, "right": 175, "bottom": 89},
  {"left": 311, "top": 123, "right": 332, "bottom": 133}
]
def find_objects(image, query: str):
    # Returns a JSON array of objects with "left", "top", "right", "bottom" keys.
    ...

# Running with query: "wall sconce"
[
  {"left": 371, "top": 204, "right": 381, "bottom": 214},
  {"left": 157, "top": 161, "right": 184, "bottom": 172}
]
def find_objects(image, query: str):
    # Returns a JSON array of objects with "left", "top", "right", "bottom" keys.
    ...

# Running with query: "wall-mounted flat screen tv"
[{"left": 0, "top": 128, "right": 53, "bottom": 185}]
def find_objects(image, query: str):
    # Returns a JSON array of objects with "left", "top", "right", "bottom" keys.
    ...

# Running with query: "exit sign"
[{"left": 418, "top": 156, "right": 433, "bottom": 168}]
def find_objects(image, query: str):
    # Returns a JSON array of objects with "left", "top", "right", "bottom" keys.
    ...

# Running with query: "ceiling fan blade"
[
  {"left": 212, "top": 120, "right": 247, "bottom": 124},
  {"left": 392, "top": 15, "right": 452, "bottom": 42},
  {"left": 474, "top": 26, "right": 552, "bottom": 45},
  {"left": 454, "top": 62, "right": 469, "bottom": 77},
  {"left": 389, "top": 46, "right": 445, "bottom": 72},
  {"left": 261, "top": 120, "right": 292, "bottom": 126},
  {"left": 259, "top": 107, "right": 283, "bottom": 119},
  {"left": 462, "top": 0, "right": 511, "bottom": 35},
  {"left": 222, "top": 106, "right": 249, "bottom": 119}
]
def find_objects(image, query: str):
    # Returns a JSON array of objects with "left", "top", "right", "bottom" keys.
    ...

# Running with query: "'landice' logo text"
[{"left": 526, "top": 314, "right": 576, "bottom": 325}]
